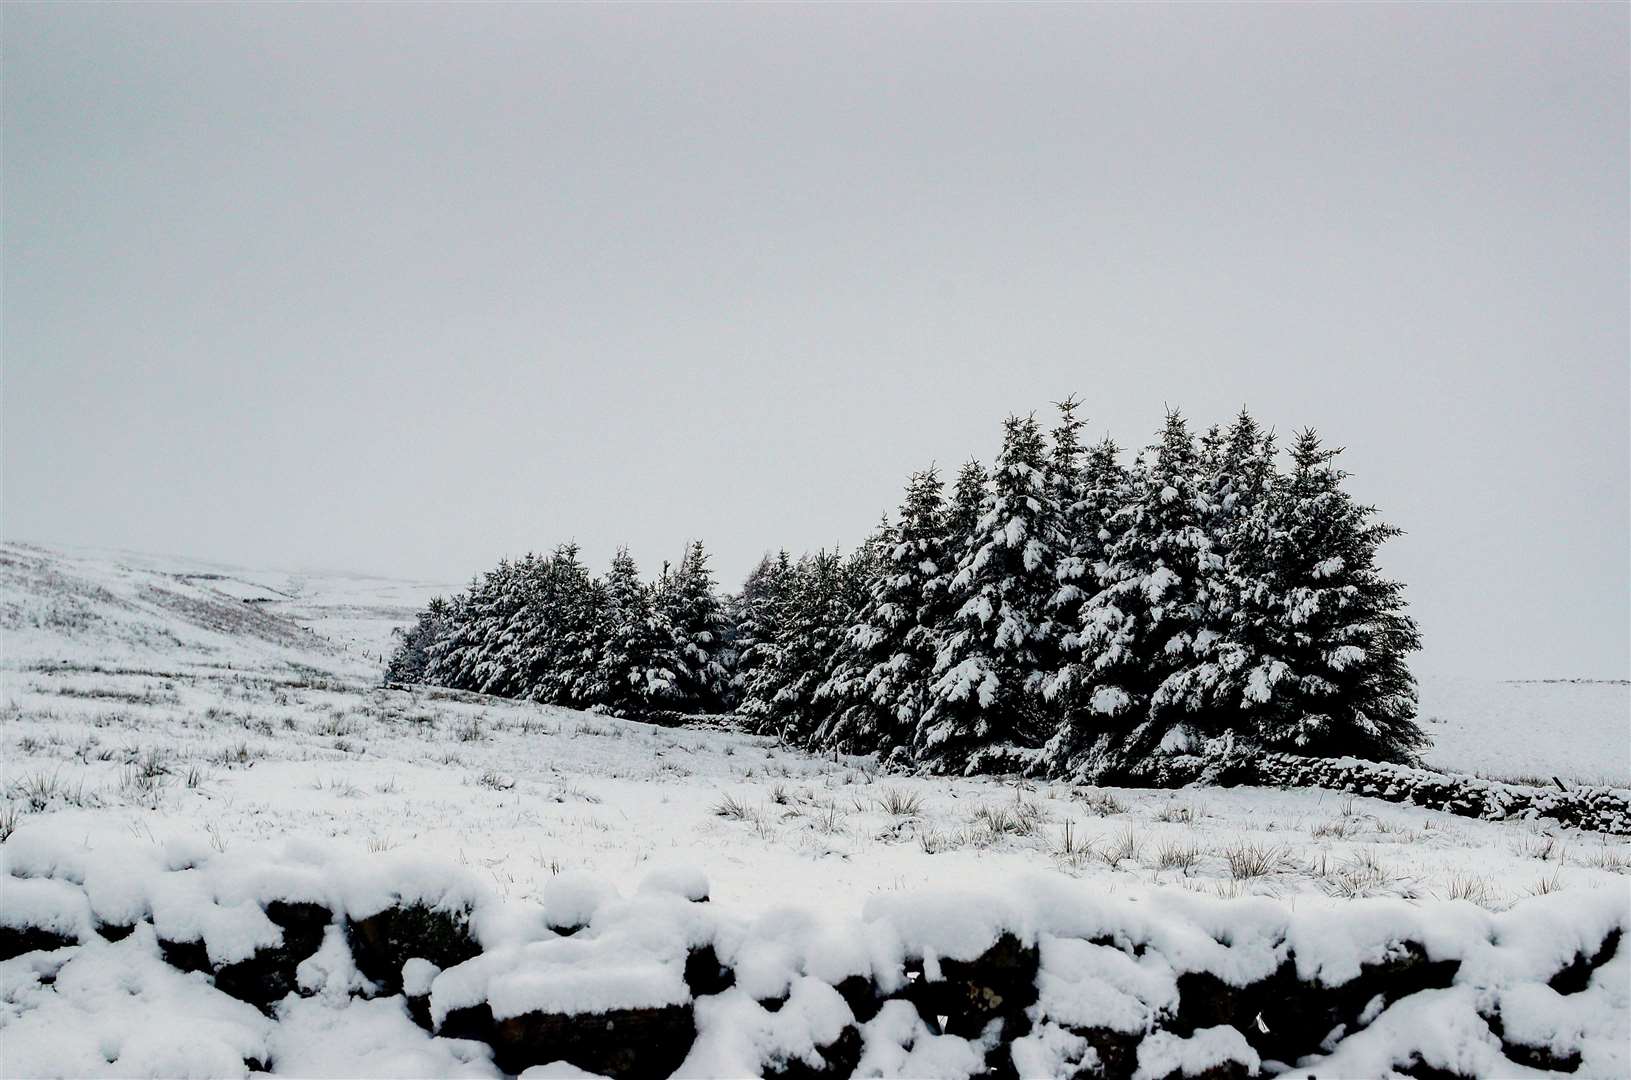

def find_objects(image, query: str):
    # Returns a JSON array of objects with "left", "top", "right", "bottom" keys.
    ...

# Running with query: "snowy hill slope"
[
  {"left": 1, "top": 543, "right": 454, "bottom": 671},
  {"left": 2, "top": 543, "right": 1628, "bottom": 1078},
  {"left": 1416, "top": 675, "right": 1630, "bottom": 788},
  {"left": 3, "top": 542, "right": 1627, "bottom": 920}
]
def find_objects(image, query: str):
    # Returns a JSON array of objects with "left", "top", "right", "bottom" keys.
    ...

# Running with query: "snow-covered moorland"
[{"left": 2, "top": 542, "right": 1628, "bottom": 1077}]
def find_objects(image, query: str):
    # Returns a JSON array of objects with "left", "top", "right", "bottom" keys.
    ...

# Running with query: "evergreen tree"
[
  {"left": 392, "top": 397, "right": 1423, "bottom": 778},
  {"left": 523, "top": 544, "right": 603, "bottom": 706},
  {"left": 1042, "top": 437, "right": 1128, "bottom": 709},
  {"left": 1050, "top": 396, "right": 1089, "bottom": 537},
  {"left": 424, "top": 579, "right": 479, "bottom": 690},
  {"left": 466, "top": 557, "right": 528, "bottom": 701},
  {"left": 764, "top": 551, "right": 852, "bottom": 745},
  {"left": 919, "top": 415, "right": 1062, "bottom": 773},
  {"left": 384, "top": 596, "right": 451, "bottom": 684},
  {"left": 1226, "top": 430, "right": 1425, "bottom": 760},
  {"left": 660, "top": 541, "right": 733, "bottom": 712},
  {"left": 735, "top": 551, "right": 796, "bottom": 733},
  {"left": 1179, "top": 410, "right": 1280, "bottom": 721},
  {"left": 815, "top": 476, "right": 955, "bottom": 759},
  {"left": 946, "top": 459, "right": 989, "bottom": 544},
  {"left": 1045, "top": 412, "right": 1213, "bottom": 780},
  {"left": 596, "top": 548, "right": 680, "bottom": 716},
  {"left": 1042, "top": 400, "right": 1094, "bottom": 703}
]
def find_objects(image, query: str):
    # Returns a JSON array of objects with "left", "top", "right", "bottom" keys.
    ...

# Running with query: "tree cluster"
[
  {"left": 386, "top": 541, "right": 731, "bottom": 717},
  {"left": 387, "top": 402, "right": 1425, "bottom": 780}
]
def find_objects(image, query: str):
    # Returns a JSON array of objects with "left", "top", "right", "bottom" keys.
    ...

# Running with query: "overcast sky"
[{"left": 5, "top": 3, "right": 1626, "bottom": 680}]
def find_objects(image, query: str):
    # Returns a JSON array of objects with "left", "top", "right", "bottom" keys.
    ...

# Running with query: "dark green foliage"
[
  {"left": 733, "top": 551, "right": 796, "bottom": 732},
  {"left": 385, "top": 596, "right": 450, "bottom": 684},
  {"left": 597, "top": 548, "right": 682, "bottom": 714},
  {"left": 390, "top": 401, "right": 1422, "bottom": 778},
  {"left": 815, "top": 470, "right": 953, "bottom": 759},
  {"left": 659, "top": 542, "right": 734, "bottom": 712},
  {"left": 918, "top": 414, "right": 1062, "bottom": 773},
  {"left": 1222, "top": 430, "right": 1425, "bottom": 761},
  {"left": 1041, "top": 411, "right": 1216, "bottom": 780}
]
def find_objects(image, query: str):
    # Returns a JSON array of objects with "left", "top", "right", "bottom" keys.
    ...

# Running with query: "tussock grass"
[
  {"left": 972, "top": 800, "right": 1044, "bottom": 840},
  {"left": 12, "top": 769, "right": 66, "bottom": 811},
  {"left": 1222, "top": 839, "right": 1290, "bottom": 881},
  {"left": 1157, "top": 802, "right": 1201, "bottom": 825},
  {"left": 1440, "top": 873, "right": 1496, "bottom": 906},
  {"left": 1100, "top": 825, "right": 1144, "bottom": 869},
  {"left": 811, "top": 802, "right": 846, "bottom": 834},
  {"left": 211, "top": 741, "right": 256, "bottom": 767},
  {"left": 1055, "top": 819, "right": 1091, "bottom": 860},
  {"left": 1316, "top": 847, "right": 1399, "bottom": 898},
  {"left": 0, "top": 803, "right": 23, "bottom": 842},
  {"left": 875, "top": 787, "right": 924, "bottom": 817},
  {"left": 712, "top": 793, "right": 755, "bottom": 821},
  {"left": 475, "top": 769, "right": 516, "bottom": 791},
  {"left": 314, "top": 775, "right": 362, "bottom": 798},
  {"left": 1155, "top": 836, "right": 1202, "bottom": 874},
  {"left": 1075, "top": 788, "right": 1127, "bottom": 817},
  {"left": 1587, "top": 845, "right": 1631, "bottom": 873},
  {"left": 549, "top": 781, "right": 601, "bottom": 804},
  {"left": 1311, "top": 818, "right": 1351, "bottom": 839}
]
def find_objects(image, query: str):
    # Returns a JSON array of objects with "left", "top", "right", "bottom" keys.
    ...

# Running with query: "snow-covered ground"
[
  {"left": 3, "top": 541, "right": 1628, "bottom": 921},
  {"left": 1416, "top": 675, "right": 1630, "bottom": 789}
]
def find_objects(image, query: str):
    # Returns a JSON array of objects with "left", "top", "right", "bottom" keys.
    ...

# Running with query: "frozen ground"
[
  {"left": 1416, "top": 675, "right": 1630, "bottom": 789},
  {"left": 3, "top": 541, "right": 1628, "bottom": 921}
]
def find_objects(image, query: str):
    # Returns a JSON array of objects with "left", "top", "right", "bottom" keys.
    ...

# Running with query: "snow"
[
  {"left": 1091, "top": 685, "right": 1131, "bottom": 715},
  {"left": 0, "top": 877, "right": 94, "bottom": 939},
  {"left": 1034, "top": 936, "right": 1177, "bottom": 1033},
  {"left": 297, "top": 925, "right": 377, "bottom": 998},
  {"left": 637, "top": 864, "right": 710, "bottom": 903},
  {"left": 1416, "top": 674, "right": 1630, "bottom": 787},
  {"left": 1133, "top": 1026, "right": 1259, "bottom": 1080},
  {"left": 1, "top": 822, "right": 1626, "bottom": 1077},
  {"left": 266, "top": 995, "right": 495, "bottom": 1078},
  {"left": 2, "top": 543, "right": 1629, "bottom": 1076},
  {"left": 853, "top": 1000, "right": 989, "bottom": 1078},
  {"left": 436, "top": 937, "right": 690, "bottom": 1023},
  {"left": 680, "top": 979, "right": 854, "bottom": 1078},
  {"left": 0, "top": 925, "right": 272, "bottom": 1078}
]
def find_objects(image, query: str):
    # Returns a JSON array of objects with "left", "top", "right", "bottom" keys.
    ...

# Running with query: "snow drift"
[{"left": 3, "top": 831, "right": 1626, "bottom": 1079}]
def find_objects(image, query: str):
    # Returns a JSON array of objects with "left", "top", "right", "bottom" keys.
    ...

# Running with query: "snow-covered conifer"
[
  {"left": 659, "top": 541, "right": 733, "bottom": 713},
  {"left": 1226, "top": 429, "right": 1425, "bottom": 761},
  {"left": 384, "top": 596, "right": 451, "bottom": 684},
  {"left": 1177, "top": 410, "right": 1280, "bottom": 720},
  {"left": 1044, "top": 411, "right": 1213, "bottom": 780},
  {"left": 734, "top": 551, "right": 796, "bottom": 733},
  {"left": 764, "top": 550, "right": 854, "bottom": 745},
  {"left": 815, "top": 470, "right": 952, "bottom": 760},
  {"left": 918, "top": 415, "right": 1062, "bottom": 773},
  {"left": 596, "top": 548, "right": 680, "bottom": 716}
]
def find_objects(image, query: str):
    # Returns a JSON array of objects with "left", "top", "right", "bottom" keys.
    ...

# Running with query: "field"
[{"left": 3, "top": 541, "right": 1628, "bottom": 922}]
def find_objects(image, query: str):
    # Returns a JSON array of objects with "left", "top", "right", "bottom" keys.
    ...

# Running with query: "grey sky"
[{"left": 4, "top": 3, "right": 1626, "bottom": 680}]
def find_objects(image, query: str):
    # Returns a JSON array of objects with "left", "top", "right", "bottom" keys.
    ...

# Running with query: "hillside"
[
  {"left": 1, "top": 541, "right": 1625, "bottom": 912},
  {"left": 2, "top": 542, "right": 1628, "bottom": 1078}
]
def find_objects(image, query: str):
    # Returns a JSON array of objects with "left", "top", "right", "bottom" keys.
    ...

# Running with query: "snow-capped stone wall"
[
  {"left": 1246, "top": 754, "right": 1631, "bottom": 836},
  {"left": 2, "top": 834, "right": 1626, "bottom": 1079},
  {"left": 1113, "top": 748, "right": 1631, "bottom": 836}
]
